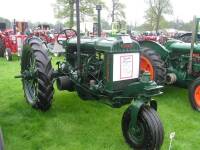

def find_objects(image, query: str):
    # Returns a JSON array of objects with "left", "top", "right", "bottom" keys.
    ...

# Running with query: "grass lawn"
[{"left": 0, "top": 56, "right": 200, "bottom": 150}]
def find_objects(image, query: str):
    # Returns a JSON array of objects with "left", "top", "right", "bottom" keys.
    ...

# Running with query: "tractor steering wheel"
[{"left": 57, "top": 29, "right": 77, "bottom": 45}]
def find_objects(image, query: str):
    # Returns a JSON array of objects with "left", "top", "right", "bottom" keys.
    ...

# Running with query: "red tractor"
[
  {"left": 33, "top": 24, "right": 55, "bottom": 44},
  {"left": 0, "top": 21, "right": 28, "bottom": 61}
]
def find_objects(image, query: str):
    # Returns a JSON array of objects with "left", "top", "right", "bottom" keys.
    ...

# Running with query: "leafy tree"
[
  {"left": 53, "top": 0, "right": 104, "bottom": 28},
  {"left": 145, "top": 0, "right": 173, "bottom": 33},
  {"left": 101, "top": 19, "right": 111, "bottom": 30},
  {"left": 110, "top": 0, "right": 125, "bottom": 22}
]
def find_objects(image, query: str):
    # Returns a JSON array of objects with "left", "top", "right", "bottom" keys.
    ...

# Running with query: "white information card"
[{"left": 113, "top": 53, "right": 140, "bottom": 81}]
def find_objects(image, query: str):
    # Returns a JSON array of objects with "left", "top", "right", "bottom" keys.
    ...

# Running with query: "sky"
[{"left": 0, "top": 0, "right": 200, "bottom": 25}]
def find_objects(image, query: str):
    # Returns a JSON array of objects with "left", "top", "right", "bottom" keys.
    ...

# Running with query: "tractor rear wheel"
[
  {"left": 122, "top": 105, "right": 164, "bottom": 150},
  {"left": 188, "top": 77, "right": 200, "bottom": 111},
  {"left": 0, "top": 39, "right": 5, "bottom": 57},
  {"left": 140, "top": 48, "right": 166, "bottom": 85},
  {"left": 4, "top": 48, "right": 12, "bottom": 61},
  {"left": 21, "top": 39, "right": 54, "bottom": 111}
]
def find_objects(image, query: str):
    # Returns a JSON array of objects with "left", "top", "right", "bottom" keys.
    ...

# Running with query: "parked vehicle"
[
  {"left": 16, "top": 2, "right": 164, "bottom": 149},
  {"left": 140, "top": 16, "right": 200, "bottom": 111},
  {"left": 0, "top": 21, "right": 28, "bottom": 61}
]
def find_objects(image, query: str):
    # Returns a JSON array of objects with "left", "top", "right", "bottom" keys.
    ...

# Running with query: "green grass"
[{"left": 0, "top": 56, "right": 200, "bottom": 150}]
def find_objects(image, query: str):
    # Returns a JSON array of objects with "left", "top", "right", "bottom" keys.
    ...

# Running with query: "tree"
[
  {"left": 111, "top": 0, "right": 126, "bottom": 22},
  {"left": 53, "top": 0, "right": 104, "bottom": 28},
  {"left": 101, "top": 19, "right": 111, "bottom": 30},
  {"left": 145, "top": 0, "right": 173, "bottom": 33}
]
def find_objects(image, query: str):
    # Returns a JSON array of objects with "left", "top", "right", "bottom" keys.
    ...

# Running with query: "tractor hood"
[
  {"left": 165, "top": 39, "right": 200, "bottom": 53},
  {"left": 66, "top": 36, "right": 140, "bottom": 53}
]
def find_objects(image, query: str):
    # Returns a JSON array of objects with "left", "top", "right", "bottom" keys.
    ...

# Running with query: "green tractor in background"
[
  {"left": 110, "top": 21, "right": 166, "bottom": 85},
  {"left": 139, "top": 16, "right": 200, "bottom": 111},
  {"left": 16, "top": 1, "right": 165, "bottom": 149}
]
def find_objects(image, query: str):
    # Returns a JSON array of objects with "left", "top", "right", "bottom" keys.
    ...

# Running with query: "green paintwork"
[
  {"left": 56, "top": 34, "right": 163, "bottom": 128},
  {"left": 140, "top": 17, "right": 200, "bottom": 87},
  {"left": 139, "top": 40, "right": 170, "bottom": 60},
  {"left": 165, "top": 40, "right": 200, "bottom": 53}
]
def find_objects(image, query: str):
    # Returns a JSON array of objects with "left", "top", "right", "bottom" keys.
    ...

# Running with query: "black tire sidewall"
[
  {"left": 122, "top": 106, "right": 164, "bottom": 150},
  {"left": 141, "top": 47, "right": 166, "bottom": 85}
]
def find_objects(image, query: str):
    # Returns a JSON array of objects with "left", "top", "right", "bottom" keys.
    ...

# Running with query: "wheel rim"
[
  {"left": 194, "top": 85, "right": 200, "bottom": 108},
  {"left": 23, "top": 53, "right": 38, "bottom": 104},
  {"left": 140, "top": 56, "right": 154, "bottom": 80},
  {"left": 128, "top": 122, "right": 145, "bottom": 145}
]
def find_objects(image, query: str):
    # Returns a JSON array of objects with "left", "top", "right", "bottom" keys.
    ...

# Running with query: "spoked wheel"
[
  {"left": 4, "top": 48, "right": 12, "bottom": 61},
  {"left": 0, "top": 39, "right": 5, "bottom": 57},
  {"left": 189, "top": 77, "right": 200, "bottom": 111},
  {"left": 122, "top": 106, "right": 164, "bottom": 150},
  {"left": 21, "top": 38, "right": 54, "bottom": 111},
  {"left": 0, "top": 128, "right": 4, "bottom": 150},
  {"left": 140, "top": 48, "right": 166, "bottom": 85}
]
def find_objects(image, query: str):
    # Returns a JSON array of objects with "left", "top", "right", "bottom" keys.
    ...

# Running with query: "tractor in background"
[
  {"left": 0, "top": 21, "right": 28, "bottom": 61},
  {"left": 109, "top": 21, "right": 166, "bottom": 85},
  {"left": 139, "top": 16, "right": 200, "bottom": 111},
  {"left": 16, "top": 2, "right": 165, "bottom": 149},
  {"left": 33, "top": 24, "right": 55, "bottom": 44}
]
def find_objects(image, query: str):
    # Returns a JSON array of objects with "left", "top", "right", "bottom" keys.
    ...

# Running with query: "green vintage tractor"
[
  {"left": 139, "top": 16, "right": 200, "bottom": 111},
  {"left": 16, "top": 1, "right": 164, "bottom": 149}
]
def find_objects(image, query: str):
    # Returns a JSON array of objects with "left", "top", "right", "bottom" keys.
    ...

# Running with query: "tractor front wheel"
[
  {"left": 4, "top": 48, "right": 12, "bottom": 61},
  {"left": 21, "top": 39, "right": 54, "bottom": 111},
  {"left": 189, "top": 77, "right": 200, "bottom": 111},
  {"left": 122, "top": 106, "right": 164, "bottom": 150},
  {"left": 140, "top": 48, "right": 166, "bottom": 85}
]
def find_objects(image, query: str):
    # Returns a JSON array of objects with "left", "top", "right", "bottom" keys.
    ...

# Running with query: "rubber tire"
[
  {"left": 140, "top": 47, "right": 166, "bottom": 85},
  {"left": 0, "top": 128, "right": 4, "bottom": 150},
  {"left": 4, "top": 48, "right": 12, "bottom": 61},
  {"left": 122, "top": 106, "right": 164, "bottom": 150},
  {"left": 0, "top": 39, "right": 5, "bottom": 57},
  {"left": 21, "top": 39, "right": 54, "bottom": 111},
  {"left": 188, "top": 77, "right": 200, "bottom": 111}
]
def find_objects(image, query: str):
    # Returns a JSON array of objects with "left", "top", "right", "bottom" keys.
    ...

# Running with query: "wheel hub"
[
  {"left": 140, "top": 56, "right": 154, "bottom": 80},
  {"left": 128, "top": 122, "right": 145, "bottom": 144},
  {"left": 23, "top": 54, "right": 38, "bottom": 104}
]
